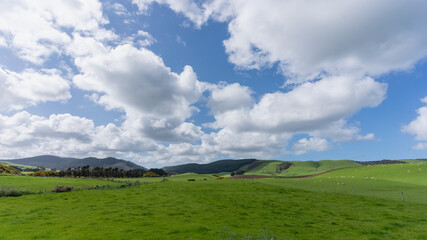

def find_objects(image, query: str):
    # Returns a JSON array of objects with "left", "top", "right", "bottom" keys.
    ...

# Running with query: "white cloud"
[
  {"left": 197, "top": 75, "right": 384, "bottom": 159},
  {"left": 0, "top": 0, "right": 110, "bottom": 64},
  {"left": 0, "top": 67, "right": 71, "bottom": 111},
  {"left": 292, "top": 138, "right": 331, "bottom": 155},
  {"left": 176, "top": 35, "right": 186, "bottom": 46},
  {"left": 73, "top": 42, "right": 206, "bottom": 142},
  {"left": 131, "top": 0, "right": 424, "bottom": 158},
  {"left": 156, "top": 0, "right": 427, "bottom": 83},
  {"left": 2, "top": 0, "right": 424, "bottom": 163},
  {"left": 132, "top": 0, "right": 208, "bottom": 27},
  {"left": 107, "top": 3, "right": 129, "bottom": 16},
  {"left": 402, "top": 97, "right": 427, "bottom": 150},
  {"left": 211, "top": 75, "right": 386, "bottom": 133},
  {"left": 207, "top": 83, "right": 253, "bottom": 115},
  {"left": 310, "top": 120, "right": 375, "bottom": 142},
  {"left": 0, "top": 111, "right": 157, "bottom": 159},
  {"left": 0, "top": 36, "right": 6, "bottom": 47}
]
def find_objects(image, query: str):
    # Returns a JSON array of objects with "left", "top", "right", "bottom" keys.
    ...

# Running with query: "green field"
[
  {"left": 256, "top": 162, "right": 427, "bottom": 204},
  {"left": 0, "top": 175, "right": 121, "bottom": 192},
  {"left": 243, "top": 160, "right": 360, "bottom": 177},
  {"left": 1, "top": 163, "right": 427, "bottom": 239}
]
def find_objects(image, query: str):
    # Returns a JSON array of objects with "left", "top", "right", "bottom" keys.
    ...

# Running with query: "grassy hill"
[
  {"left": 163, "top": 158, "right": 415, "bottom": 177},
  {"left": 163, "top": 159, "right": 257, "bottom": 174},
  {"left": 256, "top": 162, "right": 427, "bottom": 204},
  {"left": 239, "top": 160, "right": 361, "bottom": 177},
  {"left": 1, "top": 155, "right": 145, "bottom": 171},
  {"left": 0, "top": 164, "right": 21, "bottom": 175},
  {"left": 319, "top": 161, "right": 427, "bottom": 186}
]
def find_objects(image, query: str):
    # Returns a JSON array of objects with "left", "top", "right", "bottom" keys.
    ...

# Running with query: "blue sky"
[{"left": 0, "top": 0, "right": 427, "bottom": 167}]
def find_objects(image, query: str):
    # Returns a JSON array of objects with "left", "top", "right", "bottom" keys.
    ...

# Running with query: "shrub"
[
  {"left": 28, "top": 170, "right": 59, "bottom": 177},
  {"left": 0, "top": 164, "right": 22, "bottom": 175},
  {"left": 120, "top": 180, "right": 141, "bottom": 188},
  {"left": 144, "top": 171, "right": 161, "bottom": 177},
  {"left": 0, "top": 187, "right": 24, "bottom": 197},
  {"left": 51, "top": 186, "right": 74, "bottom": 192}
]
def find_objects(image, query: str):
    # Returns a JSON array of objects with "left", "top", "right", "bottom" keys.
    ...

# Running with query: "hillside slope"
[
  {"left": 242, "top": 160, "right": 361, "bottom": 177},
  {"left": 0, "top": 164, "right": 21, "bottom": 175},
  {"left": 163, "top": 159, "right": 257, "bottom": 174},
  {"left": 1, "top": 155, "right": 145, "bottom": 171},
  {"left": 317, "top": 162, "right": 427, "bottom": 186}
]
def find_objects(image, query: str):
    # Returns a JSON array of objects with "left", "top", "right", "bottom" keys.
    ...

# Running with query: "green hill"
[
  {"left": 318, "top": 161, "right": 427, "bottom": 186},
  {"left": 163, "top": 159, "right": 257, "bottom": 174},
  {"left": 0, "top": 164, "right": 21, "bottom": 175},
  {"left": 242, "top": 160, "right": 361, "bottom": 177},
  {"left": 0, "top": 161, "right": 42, "bottom": 172}
]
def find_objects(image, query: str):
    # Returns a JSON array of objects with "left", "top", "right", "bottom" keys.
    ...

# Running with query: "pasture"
[{"left": 0, "top": 163, "right": 427, "bottom": 239}]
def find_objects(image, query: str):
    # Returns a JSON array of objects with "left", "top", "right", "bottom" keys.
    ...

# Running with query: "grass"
[
  {"left": 0, "top": 175, "right": 121, "bottom": 192},
  {"left": 0, "top": 163, "right": 427, "bottom": 239},
  {"left": 243, "top": 160, "right": 360, "bottom": 177},
  {"left": 318, "top": 162, "right": 427, "bottom": 185},
  {"left": 1, "top": 180, "right": 427, "bottom": 239},
  {"left": 256, "top": 162, "right": 427, "bottom": 204}
]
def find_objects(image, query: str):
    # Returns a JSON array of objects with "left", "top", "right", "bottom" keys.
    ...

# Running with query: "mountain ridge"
[{"left": 0, "top": 155, "right": 146, "bottom": 171}]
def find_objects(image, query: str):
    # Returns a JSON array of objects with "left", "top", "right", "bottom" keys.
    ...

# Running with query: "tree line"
[{"left": 28, "top": 165, "right": 167, "bottom": 178}]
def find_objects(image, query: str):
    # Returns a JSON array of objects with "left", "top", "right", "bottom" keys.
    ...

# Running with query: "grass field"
[
  {"left": 1, "top": 162, "right": 427, "bottom": 239},
  {"left": 0, "top": 175, "right": 121, "bottom": 192},
  {"left": 243, "top": 160, "right": 360, "bottom": 177},
  {"left": 1, "top": 179, "right": 427, "bottom": 239},
  {"left": 256, "top": 162, "right": 427, "bottom": 204}
]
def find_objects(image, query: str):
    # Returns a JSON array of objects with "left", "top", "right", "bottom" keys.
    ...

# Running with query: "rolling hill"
[
  {"left": 164, "top": 158, "right": 414, "bottom": 176},
  {"left": 0, "top": 155, "right": 146, "bottom": 171},
  {"left": 163, "top": 159, "right": 258, "bottom": 174}
]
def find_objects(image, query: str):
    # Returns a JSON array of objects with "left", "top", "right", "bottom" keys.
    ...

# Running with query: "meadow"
[{"left": 1, "top": 163, "right": 427, "bottom": 239}]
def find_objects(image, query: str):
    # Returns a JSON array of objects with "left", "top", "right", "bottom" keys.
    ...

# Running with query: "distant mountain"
[
  {"left": 1, "top": 155, "right": 146, "bottom": 171},
  {"left": 163, "top": 159, "right": 258, "bottom": 174}
]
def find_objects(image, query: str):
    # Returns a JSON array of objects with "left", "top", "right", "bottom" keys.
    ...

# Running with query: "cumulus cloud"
[
  {"left": 402, "top": 97, "right": 427, "bottom": 150},
  {"left": 0, "top": 111, "right": 157, "bottom": 159},
  {"left": 0, "top": 0, "right": 111, "bottom": 64},
  {"left": 0, "top": 67, "right": 70, "bottom": 111},
  {"left": 106, "top": 2, "right": 129, "bottom": 16},
  {"left": 207, "top": 83, "right": 253, "bottom": 115},
  {"left": 292, "top": 138, "right": 331, "bottom": 155},
  {"left": 0, "top": 36, "right": 6, "bottom": 47},
  {"left": 2, "top": 0, "right": 426, "bottom": 163},
  {"left": 132, "top": 0, "right": 208, "bottom": 27},
  {"left": 131, "top": 0, "right": 427, "bottom": 159},
  {"left": 211, "top": 75, "right": 386, "bottom": 134},
  {"left": 73, "top": 42, "right": 206, "bottom": 142},
  {"left": 152, "top": 0, "right": 427, "bottom": 82}
]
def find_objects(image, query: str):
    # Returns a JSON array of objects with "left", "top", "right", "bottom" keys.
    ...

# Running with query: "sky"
[{"left": 0, "top": 0, "right": 427, "bottom": 167}]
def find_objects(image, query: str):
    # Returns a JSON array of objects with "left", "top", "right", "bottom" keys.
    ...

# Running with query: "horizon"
[
  {"left": 1, "top": 1, "right": 427, "bottom": 168},
  {"left": 1, "top": 154, "right": 424, "bottom": 169}
]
